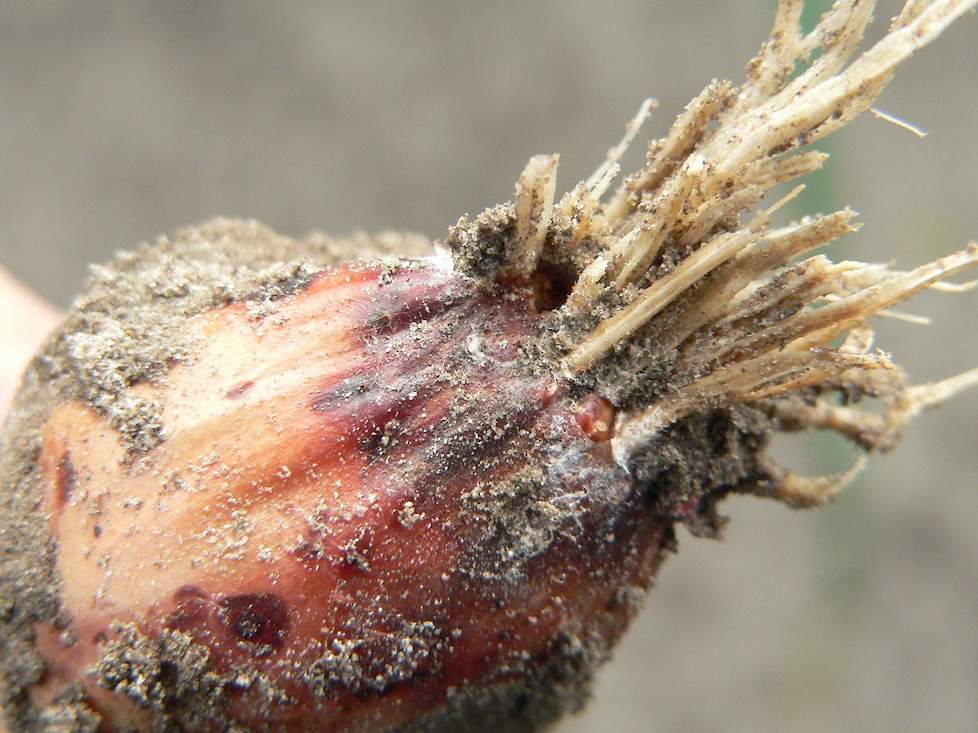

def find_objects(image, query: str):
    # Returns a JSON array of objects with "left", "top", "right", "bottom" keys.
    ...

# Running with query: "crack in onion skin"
[{"left": 27, "top": 258, "right": 671, "bottom": 732}]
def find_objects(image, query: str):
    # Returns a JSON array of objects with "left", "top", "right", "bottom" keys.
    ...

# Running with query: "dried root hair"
[{"left": 446, "top": 0, "right": 978, "bottom": 507}]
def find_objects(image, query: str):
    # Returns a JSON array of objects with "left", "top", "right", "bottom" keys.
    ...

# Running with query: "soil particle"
[
  {"left": 403, "top": 631, "right": 605, "bottom": 733},
  {"left": 93, "top": 622, "right": 225, "bottom": 723},
  {"left": 305, "top": 619, "right": 447, "bottom": 699},
  {"left": 35, "top": 688, "right": 100, "bottom": 733},
  {"left": 443, "top": 204, "right": 517, "bottom": 280}
]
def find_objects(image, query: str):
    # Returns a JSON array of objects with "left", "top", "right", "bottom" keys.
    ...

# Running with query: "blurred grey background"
[{"left": 1, "top": 1, "right": 976, "bottom": 731}]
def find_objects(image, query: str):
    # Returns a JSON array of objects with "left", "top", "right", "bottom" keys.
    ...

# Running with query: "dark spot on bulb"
[
  {"left": 344, "top": 389, "right": 431, "bottom": 457},
  {"left": 166, "top": 585, "right": 210, "bottom": 632},
  {"left": 55, "top": 450, "right": 78, "bottom": 507},
  {"left": 217, "top": 593, "right": 289, "bottom": 650},
  {"left": 224, "top": 380, "right": 255, "bottom": 400}
]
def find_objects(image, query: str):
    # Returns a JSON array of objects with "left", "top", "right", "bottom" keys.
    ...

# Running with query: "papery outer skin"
[{"left": 26, "top": 257, "right": 669, "bottom": 732}]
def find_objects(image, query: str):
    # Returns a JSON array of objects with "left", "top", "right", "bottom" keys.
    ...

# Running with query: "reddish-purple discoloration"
[
  {"left": 166, "top": 585, "right": 211, "bottom": 633},
  {"left": 29, "top": 259, "right": 668, "bottom": 732},
  {"left": 217, "top": 593, "right": 290, "bottom": 650}
]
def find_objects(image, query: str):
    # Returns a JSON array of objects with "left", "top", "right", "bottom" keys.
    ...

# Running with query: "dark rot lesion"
[
  {"left": 165, "top": 585, "right": 211, "bottom": 633},
  {"left": 333, "top": 385, "right": 435, "bottom": 458},
  {"left": 55, "top": 448, "right": 78, "bottom": 508},
  {"left": 224, "top": 379, "right": 255, "bottom": 400},
  {"left": 217, "top": 593, "right": 290, "bottom": 651},
  {"left": 361, "top": 284, "right": 458, "bottom": 338}
]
